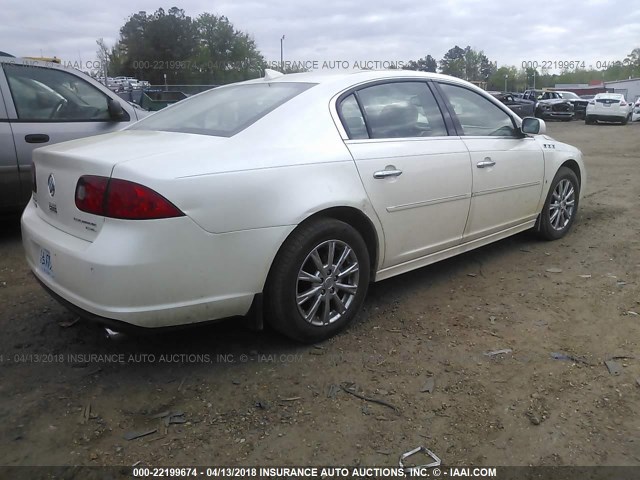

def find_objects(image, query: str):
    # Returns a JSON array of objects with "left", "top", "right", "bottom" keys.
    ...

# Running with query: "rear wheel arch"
[{"left": 282, "top": 207, "right": 380, "bottom": 281}]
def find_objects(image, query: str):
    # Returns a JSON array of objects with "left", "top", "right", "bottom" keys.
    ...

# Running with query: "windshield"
[
  {"left": 130, "top": 82, "right": 315, "bottom": 137},
  {"left": 559, "top": 92, "right": 580, "bottom": 99}
]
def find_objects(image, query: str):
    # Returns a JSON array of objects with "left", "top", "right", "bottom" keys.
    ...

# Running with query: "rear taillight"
[
  {"left": 620, "top": 101, "right": 627, "bottom": 106},
  {"left": 32, "top": 164, "right": 37, "bottom": 193},
  {"left": 75, "top": 176, "right": 184, "bottom": 220},
  {"left": 75, "top": 176, "right": 109, "bottom": 215},
  {"left": 589, "top": 100, "right": 595, "bottom": 105}
]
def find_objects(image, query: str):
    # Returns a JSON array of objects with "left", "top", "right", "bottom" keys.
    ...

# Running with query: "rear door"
[
  {"left": 338, "top": 80, "right": 473, "bottom": 268},
  {"left": 0, "top": 62, "right": 136, "bottom": 207},
  {"left": 0, "top": 80, "right": 20, "bottom": 211}
]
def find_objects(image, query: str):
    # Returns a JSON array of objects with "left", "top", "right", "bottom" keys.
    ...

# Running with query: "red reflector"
[
  {"left": 106, "top": 178, "right": 184, "bottom": 220},
  {"left": 75, "top": 176, "right": 183, "bottom": 220},
  {"left": 75, "top": 175, "right": 108, "bottom": 215}
]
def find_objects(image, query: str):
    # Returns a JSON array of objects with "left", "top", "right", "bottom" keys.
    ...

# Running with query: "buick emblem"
[{"left": 47, "top": 174, "right": 56, "bottom": 197}]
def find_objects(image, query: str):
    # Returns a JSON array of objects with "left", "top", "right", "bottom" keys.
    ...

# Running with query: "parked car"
[
  {"left": 22, "top": 70, "right": 586, "bottom": 343},
  {"left": 524, "top": 90, "right": 574, "bottom": 121},
  {"left": 553, "top": 91, "right": 589, "bottom": 119},
  {"left": 522, "top": 89, "right": 544, "bottom": 101},
  {"left": 490, "top": 92, "right": 535, "bottom": 117},
  {"left": 585, "top": 93, "right": 633, "bottom": 125},
  {"left": 0, "top": 56, "right": 150, "bottom": 213}
]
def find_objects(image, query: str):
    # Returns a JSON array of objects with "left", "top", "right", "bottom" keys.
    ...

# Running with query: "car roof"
[{"left": 240, "top": 69, "right": 482, "bottom": 94}]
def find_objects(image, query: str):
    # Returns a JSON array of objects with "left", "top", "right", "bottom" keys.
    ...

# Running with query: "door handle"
[
  {"left": 25, "top": 134, "right": 50, "bottom": 144},
  {"left": 476, "top": 158, "right": 496, "bottom": 168},
  {"left": 373, "top": 169, "right": 403, "bottom": 179}
]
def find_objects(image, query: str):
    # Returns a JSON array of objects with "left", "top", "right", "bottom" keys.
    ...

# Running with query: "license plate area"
[{"left": 38, "top": 246, "right": 54, "bottom": 278}]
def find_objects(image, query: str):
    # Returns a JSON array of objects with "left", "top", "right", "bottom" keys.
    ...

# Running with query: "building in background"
[{"left": 604, "top": 78, "right": 640, "bottom": 103}]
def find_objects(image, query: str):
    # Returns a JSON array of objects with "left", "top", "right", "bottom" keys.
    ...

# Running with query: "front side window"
[
  {"left": 130, "top": 82, "right": 315, "bottom": 137},
  {"left": 356, "top": 82, "right": 447, "bottom": 139},
  {"left": 439, "top": 83, "right": 518, "bottom": 137},
  {"left": 4, "top": 64, "right": 112, "bottom": 121}
]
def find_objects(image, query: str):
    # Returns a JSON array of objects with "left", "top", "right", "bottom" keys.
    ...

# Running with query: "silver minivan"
[{"left": 0, "top": 56, "right": 149, "bottom": 213}]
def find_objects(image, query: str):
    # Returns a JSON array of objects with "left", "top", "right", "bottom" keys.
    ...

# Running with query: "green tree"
[
  {"left": 440, "top": 46, "right": 495, "bottom": 81},
  {"left": 108, "top": 8, "right": 264, "bottom": 84},
  {"left": 439, "top": 45, "right": 466, "bottom": 78},
  {"left": 404, "top": 54, "right": 438, "bottom": 72},
  {"left": 192, "top": 13, "right": 264, "bottom": 83}
]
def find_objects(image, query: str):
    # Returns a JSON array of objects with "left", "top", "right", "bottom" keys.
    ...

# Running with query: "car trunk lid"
[{"left": 31, "top": 130, "right": 228, "bottom": 241}]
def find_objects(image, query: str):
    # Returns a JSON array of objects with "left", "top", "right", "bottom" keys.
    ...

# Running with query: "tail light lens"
[
  {"left": 620, "top": 101, "right": 627, "bottom": 106},
  {"left": 75, "top": 176, "right": 108, "bottom": 215},
  {"left": 589, "top": 100, "right": 595, "bottom": 105},
  {"left": 75, "top": 176, "right": 184, "bottom": 220}
]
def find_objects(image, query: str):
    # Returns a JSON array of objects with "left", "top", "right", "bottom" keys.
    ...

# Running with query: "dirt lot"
[{"left": 1, "top": 120, "right": 639, "bottom": 469}]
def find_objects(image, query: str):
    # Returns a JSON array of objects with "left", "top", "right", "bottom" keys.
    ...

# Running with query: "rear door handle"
[
  {"left": 476, "top": 158, "right": 496, "bottom": 168},
  {"left": 25, "top": 134, "right": 50, "bottom": 144},
  {"left": 373, "top": 169, "right": 403, "bottom": 179}
]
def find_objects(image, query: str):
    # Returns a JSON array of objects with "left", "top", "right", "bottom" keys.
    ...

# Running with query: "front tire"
[
  {"left": 266, "top": 218, "right": 370, "bottom": 343},
  {"left": 536, "top": 167, "right": 580, "bottom": 240}
]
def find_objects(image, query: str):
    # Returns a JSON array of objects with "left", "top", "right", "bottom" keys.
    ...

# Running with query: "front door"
[{"left": 436, "top": 82, "right": 544, "bottom": 241}]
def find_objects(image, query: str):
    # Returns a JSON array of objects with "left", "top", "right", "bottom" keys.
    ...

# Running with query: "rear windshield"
[{"left": 130, "top": 82, "right": 315, "bottom": 137}]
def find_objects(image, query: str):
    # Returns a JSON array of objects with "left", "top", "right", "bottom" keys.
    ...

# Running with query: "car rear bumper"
[
  {"left": 21, "top": 201, "right": 293, "bottom": 328},
  {"left": 587, "top": 114, "right": 627, "bottom": 122}
]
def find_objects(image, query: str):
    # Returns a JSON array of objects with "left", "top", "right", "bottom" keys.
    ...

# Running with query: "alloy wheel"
[
  {"left": 549, "top": 179, "right": 575, "bottom": 231},
  {"left": 296, "top": 240, "right": 359, "bottom": 326}
]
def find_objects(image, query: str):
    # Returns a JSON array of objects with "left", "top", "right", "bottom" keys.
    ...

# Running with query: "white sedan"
[
  {"left": 585, "top": 93, "right": 633, "bottom": 125},
  {"left": 22, "top": 70, "right": 586, "bottom": 342}
]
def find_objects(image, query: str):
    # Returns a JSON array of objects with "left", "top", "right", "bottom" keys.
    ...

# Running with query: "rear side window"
[
  {"left": 3, "top": 64, "right": 114, "bottom": 121},
  {"left": 130, "top": 82, "right": 315, "bottom": 137},
  {"left": 356, "top": 82, "right": 447, "bottom": 139}
]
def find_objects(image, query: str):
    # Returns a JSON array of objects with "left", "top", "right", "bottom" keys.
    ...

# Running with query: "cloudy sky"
[{"left": 2, "top": 0, "right": 639, "bottom": 72}]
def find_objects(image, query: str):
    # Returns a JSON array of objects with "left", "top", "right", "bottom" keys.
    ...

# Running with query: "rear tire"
[
  {"left": 266, "top": 218, "right": 370, "bottom": 343},
  {"left": 536, "top": 167, "right": 580, "bottom": 241},
  {"left": 585, "top": 116, "right": 595, "bottom": 125},
  {"left": 622, "top": 114, "right": 629, "bottom": 125}
]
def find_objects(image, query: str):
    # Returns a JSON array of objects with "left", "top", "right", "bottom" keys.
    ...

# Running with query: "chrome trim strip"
[
  {"left": 472, "top": 181, "right": 541, "bottom": 197},
  {"left": 387, "top": 193, "right": 471, "bottom": 213}
]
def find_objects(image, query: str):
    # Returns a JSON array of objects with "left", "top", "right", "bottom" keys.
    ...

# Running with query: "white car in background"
[
  {"left": 585, "top": 93, "right": 633, "bottom": 125},
  {"left": 22, "top": 70, "right": 586, "bottom": 343}
]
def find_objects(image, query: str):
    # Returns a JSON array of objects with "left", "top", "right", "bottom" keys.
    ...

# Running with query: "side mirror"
[
  {"left": 521, "top": 117, "right": 546, "bottom": 135},
  {"left": 108, "top": 98, "right": 125, "bottom": 120}
]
